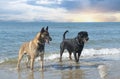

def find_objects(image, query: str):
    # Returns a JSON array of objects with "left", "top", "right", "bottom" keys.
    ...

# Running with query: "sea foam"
[
  {"left": 45, "top": 48, "right": 120, "bottom": 60},
  {"left": 0, "top": 48, "right": 120, "bottom": 64}
]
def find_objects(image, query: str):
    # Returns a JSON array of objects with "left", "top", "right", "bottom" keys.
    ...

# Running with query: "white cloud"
[
  {"left": 0, "top": 0, "right": 120, "bottom": 22},
  {"left": 36, "top": 0, "right": 63, "bottom": 5},
  {"left": 0, "top": 0, "right": 69, "bottom": 22}
]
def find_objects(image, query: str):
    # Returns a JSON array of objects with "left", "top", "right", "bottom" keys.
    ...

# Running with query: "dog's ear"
[
  {"left": 41, "top": 27, "right": 45, "bottom": 33},
  {"left": 46, "top": 26, "right": 48, "bottom": 31}
]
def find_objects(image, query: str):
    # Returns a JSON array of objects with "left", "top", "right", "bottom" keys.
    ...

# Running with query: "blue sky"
[{"left": 0, "top": 0, "right": 120, "bottom": 22}]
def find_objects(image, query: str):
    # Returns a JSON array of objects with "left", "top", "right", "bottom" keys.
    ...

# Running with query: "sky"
[{"left": 0, "top": 0, "right": 120, "bottom": 22}]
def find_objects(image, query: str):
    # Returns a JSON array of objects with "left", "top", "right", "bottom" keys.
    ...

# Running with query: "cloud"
[
  {"left": 35, "top": 0, "right": 62, "bottom": 5},
  {"left": 0, "top": 0, "right": 68, "bottom": 22},
  {"left": 89, "top": 0, "right": 120, "bottom": 13},
  {"left": 0, "top": 0, "right": 120, "bottom": 22},
  {"left": 58, "top": 0, "right": 120, "bottom": 13}
]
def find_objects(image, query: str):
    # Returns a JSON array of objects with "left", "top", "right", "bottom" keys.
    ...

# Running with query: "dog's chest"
[
  {"left": 34, "top": 44, "right": 44, "bottom": 57},
  {"left": 74, "top": 44, "right": 84, "bottom": 52},
  {"left": 37, "top": 44, "right": 44, "bottom": 52}
]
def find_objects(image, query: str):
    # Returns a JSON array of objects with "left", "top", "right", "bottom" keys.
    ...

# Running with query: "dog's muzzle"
[
  {"left": 83, "top": 37, "right": 89, "bottom": 43},
  {"left": 45, "top": 37, "right": 52, "bottom": 44},
  {"left": 86, "top": 37, "right": 89, "bottom": 41}
]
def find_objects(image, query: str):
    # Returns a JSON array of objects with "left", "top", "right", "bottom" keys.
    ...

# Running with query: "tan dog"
[{"left": 17, "top": 27, "right": 52, "bottom": 71}]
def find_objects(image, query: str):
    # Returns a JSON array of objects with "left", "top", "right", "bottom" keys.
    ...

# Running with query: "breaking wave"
[
  {"left": 45, "top": 48, "right": 120, "bottom": 60},
  {"left": 0, "top": 48, "right": 120, "bottom": 64}
]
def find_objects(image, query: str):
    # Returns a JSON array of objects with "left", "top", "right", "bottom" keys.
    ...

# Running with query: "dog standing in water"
[
  {"left": 60, "top": 30, "right": 89, "bottom": 63},
  {"left": 17, "top": 27, "right": 52, "bottom": 71}
]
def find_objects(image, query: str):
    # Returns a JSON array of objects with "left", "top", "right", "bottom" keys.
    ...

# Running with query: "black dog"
[{"left": 60, "top": 30, "right": 89, "bottom": 62}]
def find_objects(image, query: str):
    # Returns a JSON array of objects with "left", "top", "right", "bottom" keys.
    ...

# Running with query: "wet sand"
[{"left": 0, "top": 54, "right": 120, "bottom": 79}]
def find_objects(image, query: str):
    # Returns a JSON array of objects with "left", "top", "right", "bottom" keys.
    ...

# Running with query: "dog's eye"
[{"left": 43, "top": 32, "right": 49, "bottom": 36}]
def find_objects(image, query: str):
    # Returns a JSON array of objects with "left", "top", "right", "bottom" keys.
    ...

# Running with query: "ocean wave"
[
  {"left": 82, "top": 48, "right": 120, "bottom": 56},
  {"left": 0, "top": 48, "right": 120, "bottom": 64},
  {"left": 45, "top": 48, "right": 120, "bottom": 60},
  {"left": 0, "top": 57, "right": 9, "bottom": 64}
]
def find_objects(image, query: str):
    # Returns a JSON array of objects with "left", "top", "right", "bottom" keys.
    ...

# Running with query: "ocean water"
[{"left": 0, "top": 21, "right": 120, "bottom": 63}]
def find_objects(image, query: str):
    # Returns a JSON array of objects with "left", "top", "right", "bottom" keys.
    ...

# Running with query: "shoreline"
[{"left": 0, "top": 54, "right": 120, "bottom": 79}]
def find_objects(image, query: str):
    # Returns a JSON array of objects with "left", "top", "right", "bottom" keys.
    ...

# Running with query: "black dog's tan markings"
[
  {"left": 60, "top": 30, "right": 89, "bottom": 62},
  {"left": 17, "top": 27, "right": 52, "bottom": 71}
]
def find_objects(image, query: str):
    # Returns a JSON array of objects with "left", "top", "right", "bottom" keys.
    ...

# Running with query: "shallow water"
[
  {"left": 0, "top": 22, "right": 120, "bottom": 65},
  {"left": 0, "top": 54, "right": 120, "bottom": 79}
]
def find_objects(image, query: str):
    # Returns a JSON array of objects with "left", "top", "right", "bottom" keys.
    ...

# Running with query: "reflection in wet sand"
[
  {"left": 18, "top": 70, "right": 44, "bottom": 79},
  {"left": 61, "top": 69, "right": 84, "bottom": 79}
]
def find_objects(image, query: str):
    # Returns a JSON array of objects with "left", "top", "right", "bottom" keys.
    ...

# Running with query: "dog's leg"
[
  {"left": 73, "top": 52, "right": 78, "bottom": 63},
  {"left": 60, "top": 43, "right": 65, "bottom": 62},
  {"left": 68, "top": 50, "right": 72, "bottom": 60},
  {"left": 30, "top": 58, "right": 35, "bottom": 71},
  {"left": 17, "top": 52, "right": 23, "bottom": 70},
  {"left": 40, "top": 54, "right": 44, "bottom": 71},
  {"left": 77, "top": 52, "right": 81, "bottom": 62},
  {"left": 60, "top": 48, "right": 64, "bottom": 62},
  {"left": 69, "top": 52, "right": 72, "bottom": 60},
  {"left": 41, "top": 55, "right": 44, "bottom": 69}
]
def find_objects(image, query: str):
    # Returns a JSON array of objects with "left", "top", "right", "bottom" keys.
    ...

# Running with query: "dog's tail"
[{"left": 63, "top": 30, "right": 68, "bottom": 40}]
